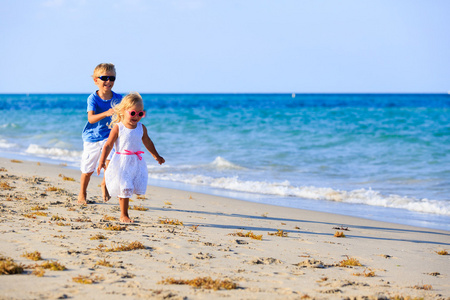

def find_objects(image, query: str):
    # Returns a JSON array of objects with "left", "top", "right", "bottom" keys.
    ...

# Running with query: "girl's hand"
[
  {"left": 156, "top": 156, "right": 165, "bottom": 165},
  {"left": 97, "top": 163, "right": 106, "bottom": 175}
]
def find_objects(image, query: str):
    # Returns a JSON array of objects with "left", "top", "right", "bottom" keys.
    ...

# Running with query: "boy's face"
[{"left": 94, "top": 70, "right": 116, "bottom": 93}]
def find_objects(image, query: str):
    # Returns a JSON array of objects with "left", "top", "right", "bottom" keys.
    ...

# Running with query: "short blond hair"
[
  {"left": 109, "top": 92, "right": 143, "bottom": 128},
  {"left": 92, "top": 63, "right": 116, "bottom": 78}
]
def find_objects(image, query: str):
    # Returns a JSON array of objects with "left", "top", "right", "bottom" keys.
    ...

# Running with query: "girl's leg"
[
  {"left": 101, "top": 160, "right": 111, "bottom": 203},
  {"left": 119, "top": 197, "right": 133, "bottom": 223}
]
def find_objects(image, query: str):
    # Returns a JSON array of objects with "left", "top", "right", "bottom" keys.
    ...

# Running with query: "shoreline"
[
  {"left": 1, "top": 150, "right": 448, "bottom": 232},
  {"left": 0, "top": 157, "right": 449, "bottom": 299}
]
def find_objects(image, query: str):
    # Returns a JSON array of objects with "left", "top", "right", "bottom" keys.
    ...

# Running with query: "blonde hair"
[
  {"left": 109, "top": 92, "right": 143, "bottom": 128},
  {"left": 92, "top": 63, "right": 116, "bottom": 78}
]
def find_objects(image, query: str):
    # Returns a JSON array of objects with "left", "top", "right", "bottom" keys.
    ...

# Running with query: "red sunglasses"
[{"left": 127, "top": 110, "right": 145, "bottom": 117}]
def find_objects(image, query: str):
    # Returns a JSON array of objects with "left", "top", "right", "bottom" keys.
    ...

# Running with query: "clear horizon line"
[{"left": 0, "top": 92, "right": 449, "bottom": 95}]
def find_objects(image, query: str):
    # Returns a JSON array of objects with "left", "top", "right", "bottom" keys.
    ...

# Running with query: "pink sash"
[{"left": 116, "top": 150, "right": 144, "bottom": 160}]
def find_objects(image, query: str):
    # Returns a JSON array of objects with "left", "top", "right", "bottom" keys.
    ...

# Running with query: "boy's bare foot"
[
  {"left": 102, "top": 195, "right": 111, "bottom": 203},
  {"left": 77, "top": 193, "right": 87, "bottom": 205},
  {"left": 120, "top": 216, "right": 134, "bottom": 223}
]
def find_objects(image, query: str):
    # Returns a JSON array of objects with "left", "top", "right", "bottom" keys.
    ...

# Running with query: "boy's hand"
[
  {"left": 105, "top": 108, "right": 114, "bottom": 117},
  {"left": 156, "top": 156, "right": 165, "bottom": 165}
]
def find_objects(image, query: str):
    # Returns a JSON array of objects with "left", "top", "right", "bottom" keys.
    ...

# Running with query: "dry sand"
[{"left": 0, "top": 157, "right": 449, "bottom": 300}]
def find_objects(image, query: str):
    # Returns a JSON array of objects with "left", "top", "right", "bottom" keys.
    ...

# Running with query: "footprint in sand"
[
  {"left": 193, "top": 252, "right": 215, "bottom": 260},
  {"left": 247, "top": 257, "right": 282, "bottom": 265},
  {"left": 294, "top": 259, "right": 335, "bottom": 269}
]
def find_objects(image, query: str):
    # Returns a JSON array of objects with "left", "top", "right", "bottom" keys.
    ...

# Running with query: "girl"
[{"left": 97, "top": 92, "right": 165, "bottom": 223}]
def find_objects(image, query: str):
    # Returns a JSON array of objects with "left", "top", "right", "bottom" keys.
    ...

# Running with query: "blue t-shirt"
[{"left": 81, "top": 91, "right": 122, "bottom": 142}]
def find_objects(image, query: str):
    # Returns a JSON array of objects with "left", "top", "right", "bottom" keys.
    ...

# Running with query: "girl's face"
[{"left": 123, "top": 103, "right": 145, "bottom": 128}]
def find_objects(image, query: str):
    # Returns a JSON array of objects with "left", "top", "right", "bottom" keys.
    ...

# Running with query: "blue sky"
[{"left": 1, "top": 0, "right": 449, "bottom": 93}]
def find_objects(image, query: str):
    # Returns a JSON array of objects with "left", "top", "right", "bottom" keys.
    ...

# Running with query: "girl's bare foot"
[
  {"left": 119, "top": 198, "right": 132, "bottom": 222},
  {"left": 101, "top": 183, "right": 110, "bottom": 203},
  {"left": 120, "top": 216, "right": 134, "bottom": 223}
]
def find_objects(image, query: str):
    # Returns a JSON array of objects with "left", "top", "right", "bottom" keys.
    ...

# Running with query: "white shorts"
[{"left": 80, "top": 140, "right": 114, "bottom": 174}]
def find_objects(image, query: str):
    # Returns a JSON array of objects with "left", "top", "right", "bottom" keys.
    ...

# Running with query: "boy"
[{"left": 78, "top": 63, "right": 122, "bottom": 204}]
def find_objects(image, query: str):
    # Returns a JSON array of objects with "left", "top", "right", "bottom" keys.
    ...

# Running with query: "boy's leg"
[
  {"left": 119, "top": 197, "right": 133, "bottom": 223},
  {"left": 79, "top": 140, "right": 102, "bottom": 204},
  {"left": 101, "top": 160, "right": 111, "bottom": 202},
  {"left": 78, "top": 172, "right": 93, "bottom": 204}
]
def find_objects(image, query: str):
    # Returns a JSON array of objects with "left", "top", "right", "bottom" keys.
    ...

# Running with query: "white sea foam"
[
  {"left": 209, "top": 156, "right": 246, "bottom": 170},
  {"left": 25, "top": 144, "right": 82, "bottom": 161},
  {"left": 148, "top": 157, "right": 245, "bottom": 172},
  {"left": 0, "top": 139, "right": 18, "bottom": 149},
  {"left": 147, "top": 172, "right": 450, "bottom": 216},
  {"left": 0, "top": 123, "right": 19, "bottom": 129}
]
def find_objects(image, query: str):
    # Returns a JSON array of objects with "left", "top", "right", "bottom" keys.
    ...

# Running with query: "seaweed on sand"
[
  {"left": 32, "top": 267, "right": 45, "bottom": 277},
  {"left": 72, "top": 274, "right": 103, "bottom": 284},
  {"left": 229, "top": 231, "right": 263, "bottom": 241},
  {"left": 21, "top": 251, "right": 42, "bottom": 261},
  {"left": 95, "top": 259, "right": 113, "bottom": 267},
  {"left": 90, "top": 234, "right": 107, "bottom": 240},
  {"left": 96, "top": 241, "right": 146, "bottom": 252},
  {"left": 59, "top": 174, "right": 75, "bottom": 181},
  {"left": 24, "top": 212, "right": 48, "bottom": 218},
  {"left": 0, "top": 256, "right": 24, "bottom": 275},
  {"left": 268, "top": 229, "right": 288, "bottom": 237},
  {"left": 31, "top": 205, "right": 47, "bottom": 211},
  {"left": 413, "top": 284, "right": 432, "bottom": 290},
  {"left": 102, "top": 215, "right": 118, "bottom": 221},
  {"left": 0, "top": 182, "right": 14, "bottom": 190},
  {"left": 339, "top": 256, "right": 362, "bottom": 267},
  {"left": 103, "top": 224, "right": 127, "bottom": 231},
  {"left": 334, "top": 231, "right": 346, "bottom": 238},
  {"left": 131, "top": 205, "right": 148, "bottom": 211},
  {"left": 159, "top": 276, "right": 238, "bottom": 290},
  {"left": 51, "top": 215, "right": 66, "bottom": 221},
  {"left": 159, "top": 219, "right": 184, "bottom": 226},
  {"left": 352, "top": 268, "right": 375, "bottom": 277},
  {"left": 40, "top": 261, "right": 66, "bottom": 271}
]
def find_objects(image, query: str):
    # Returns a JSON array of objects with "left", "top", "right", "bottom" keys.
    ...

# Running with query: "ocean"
[{"left": 1, "top": 93, "right": 449, "bottom": 231}]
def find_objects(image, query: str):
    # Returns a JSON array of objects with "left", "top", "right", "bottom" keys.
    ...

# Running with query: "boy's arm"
[
  {"left": 97, "top": 125, "right": 119, "bottom": 175},
  {"left": 142, "top": 125, "right": 165, "bottom": 165},
  {"left": 87, "top": 109, "right": 114, "bottom": 124}
]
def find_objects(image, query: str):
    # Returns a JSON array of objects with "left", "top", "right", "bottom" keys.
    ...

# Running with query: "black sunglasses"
[{"left": 98, "top": 76, "right": 116, "bottom": 82}]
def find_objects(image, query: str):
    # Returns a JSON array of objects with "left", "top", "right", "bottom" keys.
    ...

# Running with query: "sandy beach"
[{"left": 0, "top": 157, "right": 449, "bottom": 300}]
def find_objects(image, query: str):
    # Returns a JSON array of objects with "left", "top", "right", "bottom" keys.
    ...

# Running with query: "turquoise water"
[{"left": 1, "top": 94, "right": 449, "bottom": 230}]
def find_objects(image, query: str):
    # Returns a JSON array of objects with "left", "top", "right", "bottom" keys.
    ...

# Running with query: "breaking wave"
[
  {"left": 25, "top": 144, "right": 82, "bottom": 161},
  {"left": 148, "top": 170, "right": 449, "bottom": 216}
]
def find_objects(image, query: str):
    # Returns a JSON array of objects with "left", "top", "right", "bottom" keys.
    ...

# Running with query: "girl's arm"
[
  {"left": 87, "top": 109, "right": 114, "bottom": 124},
  {"left": 142, "top": 124, "right": 165, "bottom": 165},
  {"left": 97, "top": 124, "right": 119, "bottom": 175}
]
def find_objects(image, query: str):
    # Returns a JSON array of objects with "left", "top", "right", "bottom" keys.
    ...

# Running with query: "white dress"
[{"left": 105, "top": 122, "right": 148, "bottom": 198}]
